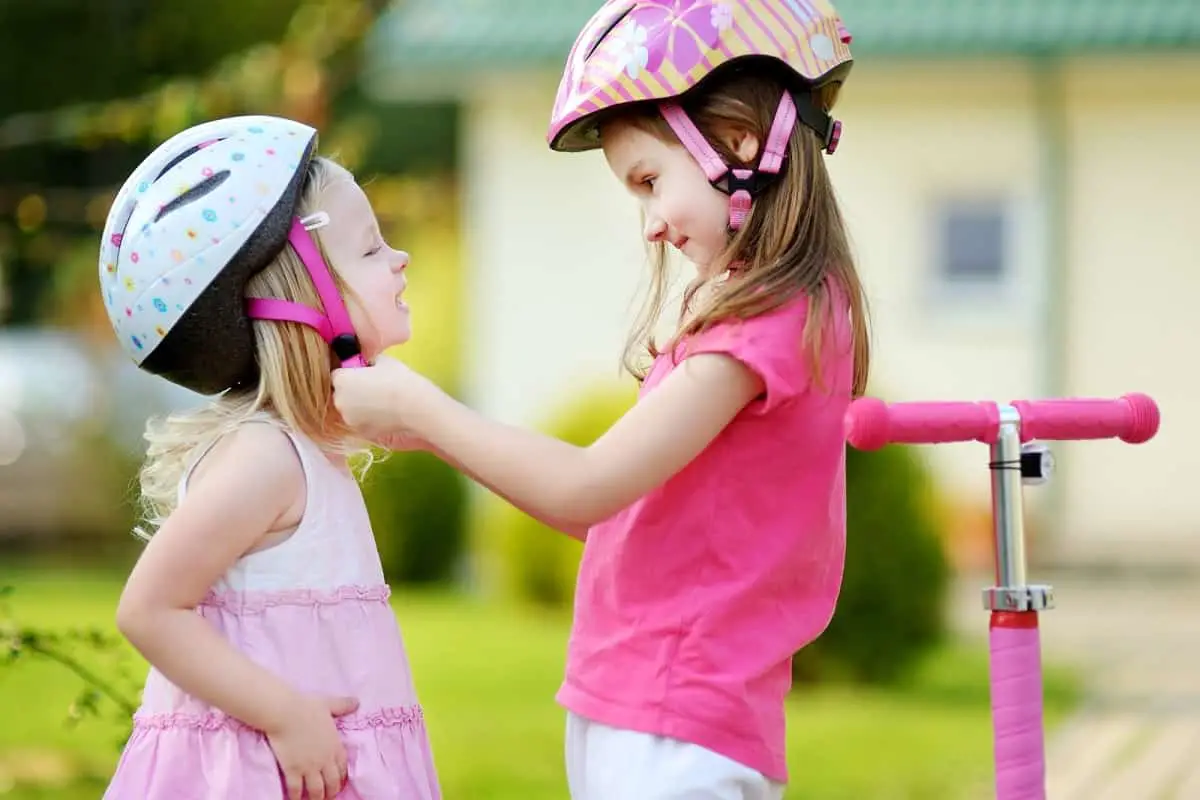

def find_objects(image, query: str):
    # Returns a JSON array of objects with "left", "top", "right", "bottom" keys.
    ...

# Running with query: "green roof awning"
[{"left": 365, "top": 0, "right": 1200, "bottom": 86}]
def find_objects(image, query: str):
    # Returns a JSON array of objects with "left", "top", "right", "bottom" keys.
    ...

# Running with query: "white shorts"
[{"left": 565, "top": 712, "right": 786, "bottom": 800}]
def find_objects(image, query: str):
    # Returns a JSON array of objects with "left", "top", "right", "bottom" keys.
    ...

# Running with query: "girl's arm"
[
  {"left": 115, "top": 423, "right": 320, "bottom": 732},
  {"left": 411, "top": 353, "right": 763, "bottom": 529}
]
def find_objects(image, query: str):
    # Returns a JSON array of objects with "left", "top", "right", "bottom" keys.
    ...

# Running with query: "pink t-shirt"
[{"left": 557, "top": 290, "right": 853, "bottom": 783}]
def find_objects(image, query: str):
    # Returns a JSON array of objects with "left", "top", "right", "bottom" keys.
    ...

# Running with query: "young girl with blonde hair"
[{"left": 98, "top": 116, "right": 440, "bottom": 800}]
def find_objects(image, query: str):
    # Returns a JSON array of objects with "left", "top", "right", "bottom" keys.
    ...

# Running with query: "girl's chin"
[{"left": 381, "top": 324, "right": 413, "bottom": 351}]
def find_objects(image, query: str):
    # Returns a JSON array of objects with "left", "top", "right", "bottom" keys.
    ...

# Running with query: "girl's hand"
[
  {"left": 332, "top": 356, "right": 443, "bottom": 441},
  {"left": 265, "top": 693, "right": 359, "bottom": 800}
]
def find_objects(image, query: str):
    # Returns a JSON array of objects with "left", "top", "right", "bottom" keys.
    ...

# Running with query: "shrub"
[
  {"left": 792, "top": 441, "right": 950, "bottom": 686},
  {"left": 483, "top": 380, "right": 637, "bottom": 609},
  {"left": 362, "top": 449, "right": 468, "bottom": 586}
]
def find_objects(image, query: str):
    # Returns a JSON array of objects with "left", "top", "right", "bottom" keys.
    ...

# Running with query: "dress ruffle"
[
  {"left": 104, "top": 583, "right": 439, "bottom": 799},
  {"left": 107, "top": 703, "right": 439, "bottom": 799}
]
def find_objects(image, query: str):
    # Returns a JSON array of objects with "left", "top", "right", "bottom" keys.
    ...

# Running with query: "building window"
[{"left": 934, "top": 198, "right": 1009, "bottom": 289}]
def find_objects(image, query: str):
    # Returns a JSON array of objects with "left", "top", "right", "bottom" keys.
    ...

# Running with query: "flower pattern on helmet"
[
  {"left": 711, "top": 1, "right": 734, "bottom": 31},
  {"left": 628, "top": 0, "right": 727, "bottom": 75},
  {"left": 609, "top": 21, "right": 651, "bottom": 79},
  {"left": 547, "top": 0, "right": 854, "bottom": 152}
]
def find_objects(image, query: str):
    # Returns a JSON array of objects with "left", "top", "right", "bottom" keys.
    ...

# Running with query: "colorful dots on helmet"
[
  {"left": 123, "top": 277, "right": 136, "bottom": 291},
  {"left": 232, "top": 153, "right": 245, "bottom": 161},
  {"left": 155, "top": 326, "right": 165, "bottom": 337},
  {"left": 130, "top": 252, "right": 139, "bottom": 263},
  {"left": 171, "top": 249, "right": 184, "bottom": 263},
  {"left": 255, "top": 183, "right": 269, "bottom": 195},
  {"left": 201, "top": 167, "right": 214, "bottom": 177},
  {"left": 105, "top": 262, "right": 116, "bottom": 273},
  {"left": 131, "top": 335, "right": 143, "bottom": 350},
  {"left": 153, "top": 298, "right": 167, "bottom": 312},
  {"left": 186, "top": 228, "right": 197, "bottom": 239},
  {"left": 266, "top": 148, "right": 276, "bottom": 156},
  {"left": 125, "top": 307, "right": 133, "bottom": 317},
  {"left": 203, "top": 209, "right": 217, "bottom": 222},
  {"left": 137, "top": 181, "right": 149, "bottom": 193},
  {"left": 111, "top": 233, "right": 123, "bottom": 247},
  {"left": 248, "top": 126, "right": 263, "bottom": 134}
]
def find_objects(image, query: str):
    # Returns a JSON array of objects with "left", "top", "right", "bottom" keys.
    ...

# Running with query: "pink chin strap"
[
  {"left": 245, "top": 217, "right": 367, "bottom": 369},
  {"left": 659, "top": 91, "right": 841, "bottom": 230}
]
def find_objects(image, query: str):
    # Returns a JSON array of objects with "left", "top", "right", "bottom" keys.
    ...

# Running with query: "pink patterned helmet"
[{"left": 547, "top": 0, "right": 854, "bottom": 229}]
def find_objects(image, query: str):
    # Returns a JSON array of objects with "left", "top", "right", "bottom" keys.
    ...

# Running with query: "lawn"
[{"left": 0, "top": 568, "right": 1080, "bottom": 799}]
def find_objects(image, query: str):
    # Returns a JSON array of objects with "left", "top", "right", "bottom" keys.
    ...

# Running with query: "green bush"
[
  {"left": 484, "top": 381, "right": 637, "bottom": 610},
  {"left": 362, "top": 449, "right": 468, "bottom": 586},
  {"left": 792, "top": 441, "right": 949, "bottom": 686}
]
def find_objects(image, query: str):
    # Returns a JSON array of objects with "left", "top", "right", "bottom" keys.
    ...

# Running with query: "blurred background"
[{"left": 0, "top": 1, "right": 1197, "bottom": 798}]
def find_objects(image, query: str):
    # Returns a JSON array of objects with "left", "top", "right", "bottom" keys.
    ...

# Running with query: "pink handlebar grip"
[
  {"left": 846, "top": 393, "right": 1161, "bottom": 449},
  {"left": 990, "top": 613, "right": 1046, "bottom": 800},
  {"left": 1010, "top": 393, "right": 1159, "bottom": 444},
  {"left": 845, "top": 397, "right": 1001, "bottom": 450}
]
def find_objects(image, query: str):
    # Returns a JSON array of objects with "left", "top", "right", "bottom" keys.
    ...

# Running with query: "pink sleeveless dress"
[{"left": 104, "top": 422, "right": 441, "bottom": 799}]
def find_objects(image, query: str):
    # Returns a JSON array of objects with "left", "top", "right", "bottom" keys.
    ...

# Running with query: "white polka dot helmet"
[{"left": 98, "top": 115, "right": 365, "bottom": 396}]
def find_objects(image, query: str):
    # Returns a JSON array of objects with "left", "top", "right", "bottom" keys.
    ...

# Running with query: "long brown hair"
[{"left": 611, "top": 66, "right": 870, "bottom": 397}]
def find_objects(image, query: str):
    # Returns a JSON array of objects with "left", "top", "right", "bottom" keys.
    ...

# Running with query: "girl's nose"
[
  {"left": 643, "top": 215, "right": 667, "bottom": 243},
  {"left": 392, "top": 249, "right": 409, "bottom": 271}
]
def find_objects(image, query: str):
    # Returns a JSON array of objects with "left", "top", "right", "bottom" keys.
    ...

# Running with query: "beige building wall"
[
  {"left": 1055, "top": 55, "right": 1200, "bottom": 560},
  {"left": 459, "top": 73, "right": 646, "bottom": 426}
]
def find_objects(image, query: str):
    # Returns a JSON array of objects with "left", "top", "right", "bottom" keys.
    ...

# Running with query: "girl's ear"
[{"left": 723, "top": 127, "right": 760, "bottom": 165}]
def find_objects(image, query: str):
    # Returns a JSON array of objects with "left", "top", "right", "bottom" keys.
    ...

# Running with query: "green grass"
[{"left": 0, "top": 568, "right": 1080, "bottom": 799}]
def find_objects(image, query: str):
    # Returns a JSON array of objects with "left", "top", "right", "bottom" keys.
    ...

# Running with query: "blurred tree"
[
  {"left": 0, "top": 0, "right": 395, "bottom": 326},
  {"left": 0, "top": 0, "right": 292, "bottom": 116}
]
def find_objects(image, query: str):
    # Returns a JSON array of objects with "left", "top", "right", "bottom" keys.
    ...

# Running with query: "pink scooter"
[{"left": 845, "top": 393, "right": 1161, "bottom": 800}]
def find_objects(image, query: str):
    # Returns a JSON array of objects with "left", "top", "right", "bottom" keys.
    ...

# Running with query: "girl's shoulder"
[{"left": 186, "top": 416, "right": 307, "bottom": 508}]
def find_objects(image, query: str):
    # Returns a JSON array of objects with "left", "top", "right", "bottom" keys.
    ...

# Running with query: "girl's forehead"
[
  {"left": 321, "top": 178, "right": 370, "bottom": 218},
  {"left": 602, "top": 121, "right": 669, "bottom": 163}
]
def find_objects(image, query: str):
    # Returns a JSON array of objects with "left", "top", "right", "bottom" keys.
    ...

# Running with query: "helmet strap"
[
  {"left": 244, "top": 217, "right": 366, "bottom": 369},
  {"left": 659, "top": 90, "right": 842, "bottom": 231}
]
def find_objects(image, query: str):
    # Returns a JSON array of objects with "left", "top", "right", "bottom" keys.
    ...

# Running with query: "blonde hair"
[
  {"left": 134, "top": 155, "right": 373, "bottom": 539},
  {"left": 611, "top": 67, "right": 871, "bottom": 397}
]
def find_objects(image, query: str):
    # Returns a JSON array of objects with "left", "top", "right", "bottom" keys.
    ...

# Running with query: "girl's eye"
[{"left": 366, "top": 243, "right": 383, "bottom": 257}]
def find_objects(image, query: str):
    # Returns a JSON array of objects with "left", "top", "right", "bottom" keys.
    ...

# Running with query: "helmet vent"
[
  {"left": 153, "top": 170, "right": 231, "bottom": 223},
  {"left": 584, "top": 7, "right": 633, "bottom": 61}
]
